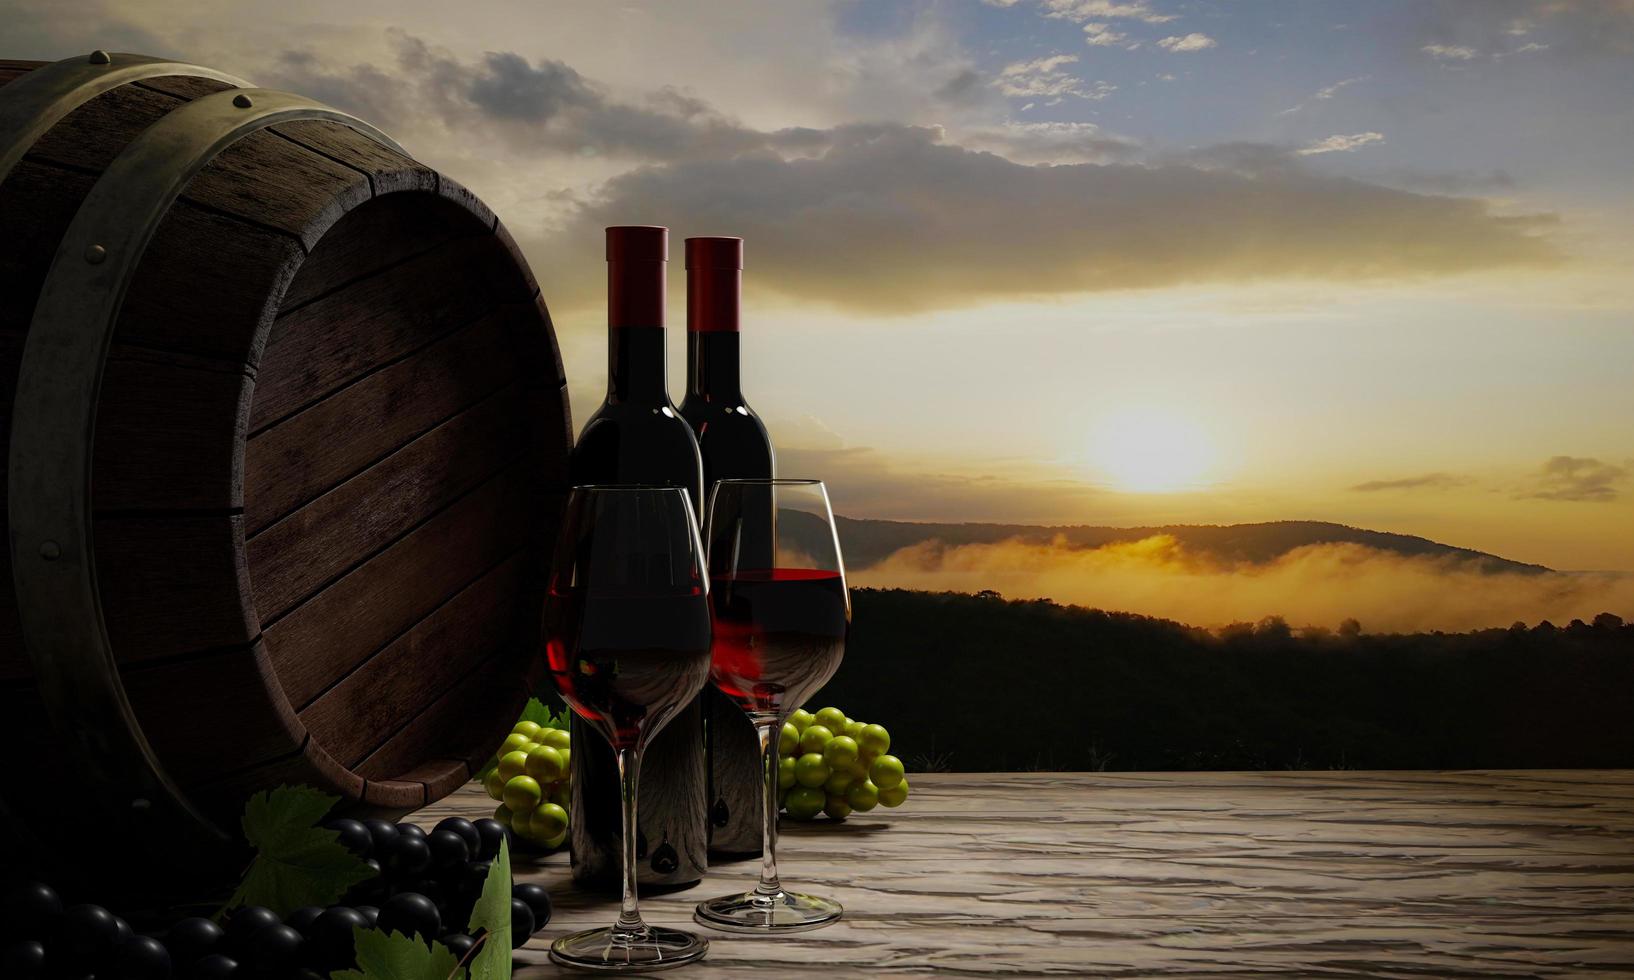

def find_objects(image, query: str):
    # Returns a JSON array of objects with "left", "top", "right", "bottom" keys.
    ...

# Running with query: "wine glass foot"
[
  {"left": 548, "top": 924, "right": 709, "bottom": 973},
  {"left": 693, "top": 888, "right": 843, "bottom": 933}
]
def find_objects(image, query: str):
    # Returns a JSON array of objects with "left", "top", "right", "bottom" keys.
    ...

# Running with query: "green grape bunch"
[
  {"left": 778, "top": 706, "right": 910, "bottom": 821},
  {"left": 479, "top": 704, "right": 573, "bottom": 850}
]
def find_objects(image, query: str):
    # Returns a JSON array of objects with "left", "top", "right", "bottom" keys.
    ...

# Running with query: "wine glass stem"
[
  {"left": 615, "top": 746, "right": 647, "bottom": 933},
  {"left": 754, "top": 720, "right": 783, "bottom": 897}
]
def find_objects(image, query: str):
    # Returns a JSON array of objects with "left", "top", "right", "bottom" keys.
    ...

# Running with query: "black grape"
[
  {"left": 114, "top": 935, "right": 172, "bottom": 980},
  {"left": 284, "top": 906, "right": 323, "bottom": 935},
  {"left": 245, "top": 922, "right": 303, "bottom": 974},
  {"left": 190, "top": 952, "right": 238, "bottom": 979},
  {"left": 383, "top": 835, "right": 431, "bottom": 879},
  {"left": 112, "top": 915, "right": 133, "bottom": 945},
  {"left": 440, "top": 932, "right": 475, "bottom": 960},
  {"left": 0, "top": 882, "right": 61, "bottom": 941},
  {"left": 434, "top": 818, "right": 481, "bottom": 857},
  {"left": 362, "top": 818, "right": 399, "bottom": 854},
  {"left": 54, "top": 904, "right": 120, "bottom": 972},
  {"left": 508, "top": 899, "right": 534, "bottom": 948},
  {"left": 426, "top": 830, "right": 469, "bottom": 874},
  {"left": 511, "top": 882, "right": 552, "bottom": 927},
  {"left": 305, "top": 907, "right": 366, "bottom": 971},
  {"left": 378, "top": 892, "right": 440, "bottom": 942},
  {"left": 355, "top": 906, "right": 380, "bottom": 928},
  {"left": 165, "top": 917, "right": 223, "bottom": 967},
  {"left": 223, "top": 906, "right": 280, "bottom": 952},
  {"left": 1, "top": 939, "right": 45, "bottom": 979},
  {"left": 404, "top": 879, "right": 448, "bottom": 910},
  {"left": 471, "top": 819, "right": 505, "bottom": 861},
  {"left": 395, "top": 823, "right": 427, "bottom": 839},
  {"left": 323, "top": 818, "right": 373, "bottom": 858}
]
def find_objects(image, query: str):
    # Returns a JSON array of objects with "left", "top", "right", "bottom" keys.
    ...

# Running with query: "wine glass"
[
  {"left": 693, "top": 478, "right": 851, "bottom": 933},
  {"left": 543, "top": 486, "right": 713, "bottom": 971}
]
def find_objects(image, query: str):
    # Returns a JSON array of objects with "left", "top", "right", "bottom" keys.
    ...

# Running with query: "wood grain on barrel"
[
  {"left": 0, "top": 56, "right": 569, "bottom": 827},
  {"left": 411, "top": 770, "right": 1634, "bottom": 978}
]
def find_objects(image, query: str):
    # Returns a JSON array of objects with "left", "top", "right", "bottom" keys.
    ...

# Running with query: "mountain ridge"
[{"left": 823, "top": 517, "right": 1551, "bottom": 575}]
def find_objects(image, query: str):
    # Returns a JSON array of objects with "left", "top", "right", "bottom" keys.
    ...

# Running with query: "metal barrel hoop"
[{"left": 7, "top": 77, "right": 405, "bottom": 842}]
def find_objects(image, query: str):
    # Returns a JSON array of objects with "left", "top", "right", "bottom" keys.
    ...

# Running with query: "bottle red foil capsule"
[
  {"left": 685, "top": 237, "right": 742, "bottom": 333},
  {"left": 607, "top": 225, "right": 667, "bottom": 329}
]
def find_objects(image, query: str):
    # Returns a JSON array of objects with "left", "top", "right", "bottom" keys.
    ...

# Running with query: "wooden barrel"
[{"left": 0, "top": 52, "right": 569, "bottom": 858}]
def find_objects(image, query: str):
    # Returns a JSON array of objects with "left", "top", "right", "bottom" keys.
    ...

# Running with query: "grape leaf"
[
  {"left": 331, "top": 925, "right": 462, "bottom": 980},
  {"left": 223, "top": 784, "right": 376, "bottom": 917},
  {"left": 466, "top": 836, "right": 514, "bottom": 980}
]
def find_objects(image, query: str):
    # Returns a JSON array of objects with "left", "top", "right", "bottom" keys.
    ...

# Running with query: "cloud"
[
  {"left": 1041, "top": 0, "right": 1177, "bottom": 24},
  {"left": 1380, "top": 168, "right": 1517, "bottom": 195},
  {"left": 1350, "top": 472, "right": 1471, "bottom": 493},
  {"left": 958, "top": 121, "right": 1141, "bottom": 164},
  {"left": 1527, "top": 456, "right": 1629, "bottom": 502},
  {"left": 993, "top": 54, "right": 1115, "bottom": 100},
  {"left": 1297, "top": 131, "right": 1386, "bottom": 155},
  {"left": 1157, "top": 33, "right": 1218, "bottom": 52},
  {"left": 1421, "top": 43, "right": 1480, "bottom": 60},
  {"left": 1082, "top": 23, "right": 1132, "bottom": 47},
  {"left": 1278, "top": 75, "right": 1370, "bottom": 114},
  {"left": 850, "top": 535, "right": 1634, "bottom": 633},
  {"left": 528, "top": 123, "right": 1557, "bottom": 313}
]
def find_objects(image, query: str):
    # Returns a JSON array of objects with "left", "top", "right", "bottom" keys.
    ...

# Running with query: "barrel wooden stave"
[{"left": 0, "top": 55, "right": 569, "bottom": 834}]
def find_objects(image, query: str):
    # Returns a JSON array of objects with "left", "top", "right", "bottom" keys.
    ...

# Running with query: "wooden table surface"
[{"left": 410, "top": 771, "right": 1634, "bottom": 977}]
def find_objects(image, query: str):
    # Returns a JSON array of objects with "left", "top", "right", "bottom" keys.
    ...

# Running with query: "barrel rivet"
[
  {"left": 84, "top": 244, "right": 106, "bottom": 264},
  {"left": 39, "top": 541, "right": 60, "bottom": 561},
  {"left": 232, "top": 93, "right": 254, "bottom": 109},
  {"left": 88, "top": 50, "right": 111, "bottom": 65},
  {"left": 130, "top": 797, "right": 152, "bottom": 813}
]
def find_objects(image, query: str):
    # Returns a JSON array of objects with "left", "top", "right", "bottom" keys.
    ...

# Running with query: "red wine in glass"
[
  {"left": 694, "top": 478, "right": 850, "bottom": 934},
  {"left": 546, "top": 590, "right": 713, "bottom": 751},
  {"left": 710, "top": 569, "right": 847, "bottom": 719}
]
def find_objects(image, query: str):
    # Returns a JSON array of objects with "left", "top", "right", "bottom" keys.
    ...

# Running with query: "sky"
[{"left": 9, "top": 0, "right": 1633, "bottom": 577}]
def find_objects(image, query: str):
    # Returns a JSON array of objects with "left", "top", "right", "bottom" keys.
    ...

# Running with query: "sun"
[{"left": 1091, "top": 408, "right": 1216, "bottom": 494}]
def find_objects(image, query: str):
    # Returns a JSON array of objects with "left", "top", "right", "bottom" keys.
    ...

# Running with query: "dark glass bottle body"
[
  {"left": 680, "top": 329, "right": 775, "bottom": 856},
  {"left": 567, "top": 296, "right": 708, "bottom": 891}
]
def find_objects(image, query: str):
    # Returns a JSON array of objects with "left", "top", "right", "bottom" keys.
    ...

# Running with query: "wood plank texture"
[
  {"left": 247, "top": 386, "right": 530, "bottom": 621},
  {"left": 408, "top": 771, "right": 1634, "bottom": 978}
]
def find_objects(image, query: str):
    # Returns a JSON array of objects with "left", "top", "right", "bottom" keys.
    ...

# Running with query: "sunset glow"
[{"left": 1092, "top": 409, "right": 1216, "bottom": 494}]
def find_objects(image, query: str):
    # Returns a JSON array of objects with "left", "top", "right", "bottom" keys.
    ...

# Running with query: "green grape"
[
  {"left": 814, "top": 706, "right": 848, "bottom": 732},
  {"left": 845, "top": 760, "right": 870, "bottom": 781},
  {"left": 483, "top": 769, "right": 507, "bottom": 801},
  {"left": 540, "top": 727, "right": 572, "bottom": 750},
  {"left": 524, "top": 745, "right": 566, "bottom": 782},
  {"left": 823, "top": 795, "right": 852, "bottom": 820},
  {"left": 558, "top": 748, "right": 572, "bottom": 774},
  {"left": 793, "top": 752, "right": 831, "bottom": 788},
  {"left": 779, "top": 722, "right": 800, "bottom": 756},
  {"left": 497, "top": 750, "right": 531, "bottom": 782},
  {"left": 843, "top": 719, "right": 866, "bottom": 740},
  {"left": 822, "top": 735, "right": 859, "bottom": 768},
  {"left": 859, "top": 723, "right": 891, "bottom": 756},
  {"left": 542, "top": 826, "right": 568, "bottom": 850},
  {"left": 512, "top": 721, "right": 542, "bottom": 739},
  {"left": 823, "top": 769, "right": 855, "bottom": 795},
  {"left": 869, "top": 754, "right": 905, "bottom": 790},
  {"left": 531, "top": 801, "right": 569, "bottom": 839},
  {"left": 878, "top": 777, "right": 909, "bottom": 808},
  {"left": 499, "top": 733, "right": 535, "bottom": 756},
  {"left": 846, "top": 780, "right": 880, "bottom": 812},
  {"left": 778, "top": 755, "right": 797, "bottom": 790},
  {"left": 798, "top": 724, "right": 834, "bottom": 755},
  {"left": 503, "top": 774, "right": 543, "bottom": 812},
  {"left": 859, "top": 746, "right": 882, "bottom": 766},
  {"left": 788, "top": 708, "right": 816, "bottom": 732},
  {"left": 785, "top": 786, "right": 825, "bottom": 820},
  {"left": 551, "top": 783, "right": 572, "bottom": 809},
  {"left": 494, "top": 804, "right": 515, "bottom": 828}
]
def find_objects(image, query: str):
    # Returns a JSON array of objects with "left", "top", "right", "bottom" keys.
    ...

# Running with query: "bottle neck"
[
  {"left": 687, "top": 331, "right": 742, "bottom": 400},
  {"left": 608, "top": 325, "right": 670, "bottom": 405}
]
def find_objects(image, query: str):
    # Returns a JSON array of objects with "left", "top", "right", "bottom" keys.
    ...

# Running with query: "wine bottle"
[
  {"left": 566, "top": 226, "right": 708, "bottom": 890},
  {"left": 678, "top": 237, "right": 776, "bottom": 856}
]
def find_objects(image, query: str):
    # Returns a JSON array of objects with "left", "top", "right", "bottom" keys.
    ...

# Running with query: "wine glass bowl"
[
  {"left": 542, "top": 485, "right": 713, "bottom": 971},
  {"left": 695, "top": 478, "right": 850, "bottom": 933}
]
